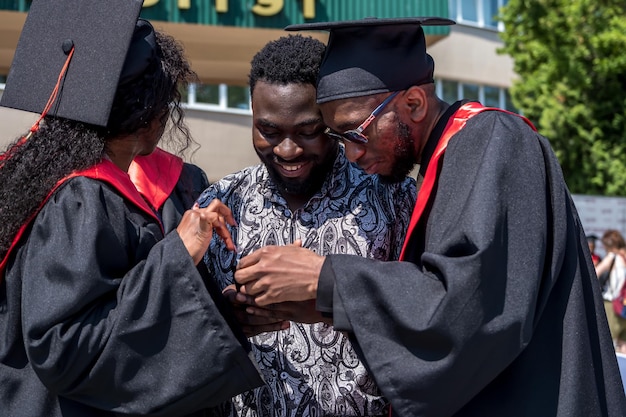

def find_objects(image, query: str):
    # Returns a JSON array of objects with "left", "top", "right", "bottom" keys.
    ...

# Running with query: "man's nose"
[
  {"left": 343, "top": 141, "right": 366, "bottom": 163},
  {"left": 273, "top": 137, "right": 303, "bottom": 160}
]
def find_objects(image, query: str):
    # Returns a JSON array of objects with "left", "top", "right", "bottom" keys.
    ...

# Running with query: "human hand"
[
  {"left": 176, "top": 199, "right": 236, "bottom": 264},
  {"left": 234, "top": 240, "right": 325, "bottom": 306},
  {"left": 222, "top": 284, "right": 290, "bottom": 337},
  {"left": 239, "top": 298, "right": 332, "bottom": 325}
]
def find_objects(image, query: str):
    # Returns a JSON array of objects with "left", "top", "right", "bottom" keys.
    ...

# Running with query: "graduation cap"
[
  {"left": 285, "top": 17, "right": 455, "bottom": 103},
  {"left": 0, "top": 0, "right": 149, "bottom": 128}
]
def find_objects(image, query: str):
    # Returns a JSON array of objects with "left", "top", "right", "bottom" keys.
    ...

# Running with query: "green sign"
[
  {"left": 139, "top": 0, "right": 450, "bottom": 34},
  {"left": 0, "top": 0, "right": 450, "bottom": 35}
]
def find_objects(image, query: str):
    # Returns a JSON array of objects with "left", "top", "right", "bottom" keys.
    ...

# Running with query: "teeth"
[{"left": 280, "top": 164, "right": 303, "bottom": 172}]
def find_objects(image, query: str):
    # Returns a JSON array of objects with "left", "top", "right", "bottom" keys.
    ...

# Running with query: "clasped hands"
[
  {"left": 225, "top": 240, "right": 328, "bottom": 337},
  {"left": 177, "top": 200, "right": 327, "bottom": 337}
]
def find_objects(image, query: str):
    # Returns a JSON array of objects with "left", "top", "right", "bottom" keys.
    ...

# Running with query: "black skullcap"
[
  {"left": 285, "top": 17, "right": 455, "bottom": 103},
  {"left": 0, "top": 0, "right": 148, "bottom": 127},
  {"left": 119, "top": 19, "right": 158, "bottom": 87}
]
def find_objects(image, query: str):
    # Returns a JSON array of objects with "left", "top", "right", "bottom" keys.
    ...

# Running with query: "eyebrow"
[
  {"left": 256, "top": 117, "right": 323, "bottom": 129},
  {"left": 334, "top": 121, "right": 359, "bottom": 131}
]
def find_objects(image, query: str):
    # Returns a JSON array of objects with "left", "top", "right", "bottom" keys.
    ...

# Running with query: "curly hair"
[
  {"left": 248, "top": 34, "right": 326, "bottom": 98},
  {"left": 0, "top": 28, "right": 197, "bottom": 259}
]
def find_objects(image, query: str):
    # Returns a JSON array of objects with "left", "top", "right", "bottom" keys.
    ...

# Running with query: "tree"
[{"left": 499, "top": 0, "right": 626, "bottom": 195}]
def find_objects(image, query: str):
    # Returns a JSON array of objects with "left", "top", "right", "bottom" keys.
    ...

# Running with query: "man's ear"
[{"left": 403, "top": 85, "right": 429, "bottom": 123}]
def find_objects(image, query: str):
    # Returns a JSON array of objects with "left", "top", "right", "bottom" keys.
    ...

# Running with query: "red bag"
[{"left": 613, "top": 289, "right": 626, "bottom": 319}]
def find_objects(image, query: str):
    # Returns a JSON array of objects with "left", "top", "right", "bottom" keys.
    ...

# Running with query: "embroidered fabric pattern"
[{"left": 198, "top": 147, "right": 416, "bottom": 417}]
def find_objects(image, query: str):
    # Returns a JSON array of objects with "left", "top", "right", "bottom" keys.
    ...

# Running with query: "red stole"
[
  {"left": 399, "top": 103, "right": 536, "bottom": 260},
  {"left": 128, "top": 147, "right": 184, "bottom": 211},
  {"left": 0, "top": 158, "right": 163, "bottom": 277}
]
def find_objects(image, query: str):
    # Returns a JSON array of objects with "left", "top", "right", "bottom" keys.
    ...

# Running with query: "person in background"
[
  {"left": 588, "top": 234, "right": 602, "bottom": 267},
  {"left": 0, "top": 2, "right": 262, "bottom": 416},
  {"left": 197, "top": 34, "right": 416, "bottom": 417},
  {"left": 233, "top": 17, "right": 626, "bottom": 416},
  {"left": 596, "top": 230, "right": 626, "bottom": 353}
]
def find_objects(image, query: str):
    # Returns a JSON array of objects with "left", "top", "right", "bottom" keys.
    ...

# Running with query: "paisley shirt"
[{"left": 197, "top": 147, "right": 416, "bottom": 417}]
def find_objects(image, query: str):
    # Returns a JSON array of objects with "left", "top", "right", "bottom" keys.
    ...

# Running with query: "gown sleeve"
[
  {"left": 13, "top": 177, "right": 262, "bottom": 415},
  {"left": 159, "top": 162, "right": 210, "bottom": 234},
  {"left": 318, "top": 112, "right": 617, "bottom": 416}
]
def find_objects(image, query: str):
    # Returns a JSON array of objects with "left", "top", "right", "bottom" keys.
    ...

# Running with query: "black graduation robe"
[
  {"left": 0, "top": 160, "right": 263, "bottom": 416},
  {"left": 317, "top": 103, "right": 626, "bottom": 416},
  {"left": 129, "top": 147, "right": 210, "bottom": 234}
]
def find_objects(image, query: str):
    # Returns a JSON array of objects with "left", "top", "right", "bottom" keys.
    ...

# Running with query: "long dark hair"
[{"left": 0, "top": 29, "right": 197, "bottom": 259}]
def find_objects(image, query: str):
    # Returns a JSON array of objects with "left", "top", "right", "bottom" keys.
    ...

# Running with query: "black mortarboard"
[
  {"left": 285, "top": 17, "right": 455, "bottom": 103},
  {"left": 0, "top": 0, "right": 147, "bottom": 127}
]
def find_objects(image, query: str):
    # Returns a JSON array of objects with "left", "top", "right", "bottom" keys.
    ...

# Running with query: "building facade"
[{"left": 0, "top": 0, "right": 515, "bottom": 182}]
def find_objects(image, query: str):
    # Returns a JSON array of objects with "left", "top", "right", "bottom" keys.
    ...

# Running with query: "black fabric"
[
  {"left": 159, "top": 163, "right": 210, "bottom": 234},
  {"left": 0, "top": 0, "right": 144, "bottom": 126},
  {"left": 119, "top": 19, "right": 157, "bottom": 86},
  {"left": 0, "top": 176, "right": 263, "bottom": 416},
  {"left": 319, "top": 109, "right": 626, "bottom": 416},
  {"left": 285, "top": 17, "right": 454, "bottom": 103},
  {"left": 316, "top": 259, "right": 335, "bottom": 316}
]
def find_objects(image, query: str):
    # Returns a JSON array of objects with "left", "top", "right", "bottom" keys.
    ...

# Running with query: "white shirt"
[{"left": 599, "top": 251, "right": 626, "bottom": 301}]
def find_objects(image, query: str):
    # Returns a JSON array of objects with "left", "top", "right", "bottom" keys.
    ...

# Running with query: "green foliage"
[{"left": 499, "top": 0, "right": 626, "bottom": 195}]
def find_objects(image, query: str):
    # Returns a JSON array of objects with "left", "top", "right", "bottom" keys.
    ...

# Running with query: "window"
[
  {"left": 504, "top": 90, "right": 517, "bottom": 112},
  {"left": 183, "top": 83, "right": 251, "bottom": 113},
  {"left": 437, "top": 79, "right": 517, "bottom": 112},
  {"left": 483, "top": 85, "right": 500, "bottom": 107},
  {"left": 227, "top": 85, "right": 250, "bottom": 110},
  {"left": 441, "top": 80, "right": 460, "bottom": 104},
  {"left": 452, "top": 0, "right": 508, "bottom": 30},
  {"left": 462, "top": 84, "right": 480, "bottom": 101},
  {"left": 461, "top": 0, "right": 478, "bottom": 23},
  {"left": 0, "top": 79, "right": 251, "bottom": 114},
  {"left": 0, "top": 75, "right": 6, "bottom": 99},
  {"left": 194, "top": 84, "right": 220, "bottom": 105}
]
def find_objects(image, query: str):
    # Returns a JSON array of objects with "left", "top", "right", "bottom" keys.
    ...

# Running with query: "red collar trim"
[
  {"left": 128, "top": 148, "right": 184, "bottom": 211},
  {"left": 0, "top": 159, "right": 162, "bottom": 276},
  {"left": 399, "top": 103, "right": 536, "bottom": 260}
]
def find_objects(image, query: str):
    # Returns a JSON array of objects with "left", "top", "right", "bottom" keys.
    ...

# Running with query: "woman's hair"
[
  {"left": 0, "top": 28, "right": 196, "bottom": 259},
  {"left": 601, "top": 229, "right": 626, "bottom": 251}
]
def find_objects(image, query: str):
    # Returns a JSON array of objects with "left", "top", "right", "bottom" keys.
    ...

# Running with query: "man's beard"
[
  {"left": 379, "top": 120, "right": 417, "bottom": 184},
  {"left": 259, "top": 145, "right": 338, "bottom": 198}
]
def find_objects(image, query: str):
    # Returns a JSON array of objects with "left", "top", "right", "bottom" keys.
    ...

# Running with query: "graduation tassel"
[
  {"left": 28, "top": 42, "right": 76, "bottom": 137},
  {"left": 0, "top": 43, "right": 75, "bottom": 164}
]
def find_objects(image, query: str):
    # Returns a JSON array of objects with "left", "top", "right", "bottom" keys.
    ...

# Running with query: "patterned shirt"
[{"left": 197, "top": 146, "right": 417, "bottom": 417}]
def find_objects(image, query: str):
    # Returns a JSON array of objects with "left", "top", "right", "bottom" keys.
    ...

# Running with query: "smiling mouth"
[
  {"left": 275, "top": 160, "right": 311, "bottom": 178},
  {"left": 279, "top": 163, "right": 304, "bottom": 172}
]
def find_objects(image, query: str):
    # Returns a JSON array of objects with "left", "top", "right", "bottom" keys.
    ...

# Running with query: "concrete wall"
[
  {"left": 429, "top": 24, "right": 516, "bottom": 87},
  {"left": 179, "top": 108, "right": 257, "bottom": 181}
]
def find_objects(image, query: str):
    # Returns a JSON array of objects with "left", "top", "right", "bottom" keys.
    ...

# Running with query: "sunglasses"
[{"left": 325, "top": 91, "right": 401, "bottom": 144}]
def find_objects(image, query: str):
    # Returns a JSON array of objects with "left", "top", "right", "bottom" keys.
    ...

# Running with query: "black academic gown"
[
  {"left": 159, "top": 162, "right": 209, "bottom": 232},
  {"left": 129, "top": 147, "right": 210, "bottom": 234},
  {"left": 318, "top": 106, "right": 626, "bottom": 416},
  {"left": 0, "top": 172, "right": 262, "bottom": 416}
]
